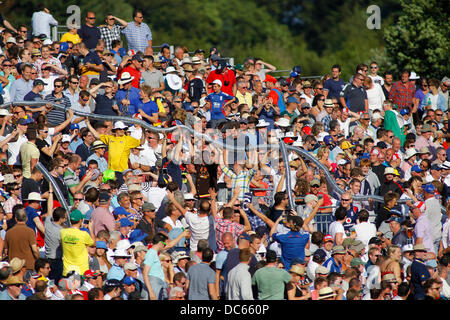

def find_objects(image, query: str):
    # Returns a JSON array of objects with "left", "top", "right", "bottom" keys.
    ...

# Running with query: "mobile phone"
[
  {"left": 83, "top": 219, "right": 89, "bottom": 225},
  {"left": 162, "top": 168, "right": 168, "bottom": 175}
]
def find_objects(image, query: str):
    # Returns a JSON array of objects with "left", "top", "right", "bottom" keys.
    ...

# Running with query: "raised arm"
[
  {"left": 53, "top": 109, "right": 74, "bottom": 134},
  {"left": 246, "top": 202, "right": 275, "bottom": 229},
  {"left": 112, "top": 16, "right": 128, "bottom": 27},
  {"left": 85, "top": 116, "right": 101, "bottom": 140}
]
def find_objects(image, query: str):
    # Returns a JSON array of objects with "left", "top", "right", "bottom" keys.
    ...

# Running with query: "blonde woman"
[
  {"left": 316, "top": 146, "right": 333, "bottom": 171},
  {"left": 380, "top": 245, "right": 403, "bottom": 284},
  {"left": 160, "top": 252, "right": 175, "bottom": 286}
]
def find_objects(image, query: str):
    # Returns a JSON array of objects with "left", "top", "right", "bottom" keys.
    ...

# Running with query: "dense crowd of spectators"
[{"left": 0, "top": 6, "right": 449, "bottom": 301}]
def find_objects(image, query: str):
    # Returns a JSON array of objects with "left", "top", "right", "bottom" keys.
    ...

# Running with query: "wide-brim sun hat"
[
  {"left": 166, "top": 74, "right": 182, "bottom": 91},
  {"left": 117, "top": 72, "right": 134, "bottom": 85}
]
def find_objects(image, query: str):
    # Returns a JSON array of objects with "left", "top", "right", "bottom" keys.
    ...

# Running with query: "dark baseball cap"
[
  {"left": 132, "top": 54, "right": 143, "bottom": 62},
  {"left": 33, "top": 79, "right": 47, "bottom": 87},
  {"left": 266, "top": 250, "right": 278, "bottom": 263}
]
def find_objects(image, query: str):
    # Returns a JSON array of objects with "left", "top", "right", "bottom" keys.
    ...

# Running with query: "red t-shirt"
[
  {"left": 206, "top": 69, "right": 236, "bottom": 96},
  {"left": 118, "top": 66, "right": 141, "bottom": 89}
]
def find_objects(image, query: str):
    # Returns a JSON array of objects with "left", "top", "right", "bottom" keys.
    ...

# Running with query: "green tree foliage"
[
  {"left": 3, "top": 0, "right": 446, "bottom": 79},
  {"left": 384, "top": 0, "right": 450, "bottom": 79}
]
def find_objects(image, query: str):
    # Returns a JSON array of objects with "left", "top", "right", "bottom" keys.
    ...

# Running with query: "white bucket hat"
[
  {"left": 256, "top": 119, "right": 270, "bottom": 128},
  {"left": 275, "top": 118, "right": 290, "bottom": 127}
]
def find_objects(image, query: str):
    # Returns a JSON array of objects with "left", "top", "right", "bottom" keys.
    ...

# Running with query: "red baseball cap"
[
  {"left": 302, "top": 126, "right": 312, "bottom": 135},
  {"left": 83, "top": 270, "right": 101, "bottom": 279},
  {"left": 323, "top": 234, "right": 334, "bottom": 243},
  {"left": 263, "top": 74, "right": 277, "bottom": 84}
]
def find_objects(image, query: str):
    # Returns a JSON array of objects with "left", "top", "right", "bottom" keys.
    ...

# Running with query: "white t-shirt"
[
  {"left": 328, "top": 221, "right": 346, "bottom": 244},
  {"left": 72, "top": 101, "right": 91, "bottom": 128},
  {"left": 354, "top": 221, "right": 377, "bottom": 247},
  {"left": 7, "top": 133, "right": 28, "bottom": 165},
  {"left": 162, "top": 216, "right": 184, "bottom": 230},
  {"left": 145, "top": 187, "right": 166, "bottom": 210},
  {"left": 129, "top": 152, "right": 151, "bottom": 167},
  {"left": 184, "top": 211, "right": 210, "bottom": 252},
  {"left": 369, "top": 74, "right": 384, "bottom": 86},
  {"left": 366, "top": 83, "right": 385, "bottom": 112},
  {"left": 140, "top": 144, "right": 161, "bottom": 167},
  {"left": 127, "top": 126, "right": 143, "bottom": 140},
  {"left": 38, "top": 75, "right": 58, "bottom": 97}
]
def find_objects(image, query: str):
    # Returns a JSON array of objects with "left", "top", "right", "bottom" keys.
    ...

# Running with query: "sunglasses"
[
  {"left": 74, "top": 198, "right": 83, "bottom": 201},
  {"left": 54, "top": 85, "right": 64, "bottom": 88}
]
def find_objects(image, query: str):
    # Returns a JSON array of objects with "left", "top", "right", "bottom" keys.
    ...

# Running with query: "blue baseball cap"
[
  {"left": 183, "top": 102, "right": 194, "bottom": 112},
  {"left": 129, "top": 229, "right": 147, "bottom": 243},
  {"left": 123, "top": 276, "right": 136, "bottom": 286},
  {"left": 239, "top": 233, "right": 252, "bottom": 242},
  {"left": 287, "top": 96, "right": 299, "bottom": 104},
  {"left": 324, "top": 135, "right": 334, "bottom": 146},
  {"left": 422, "top": 183, "right": 436, "bottom": 194},
  {"left": 387, "top": 215, "right": 404, "bottom": 224},
  {"left": 411, "top": 165, "right": 423, "bottom": 173},
  {"left": 96, "top": 241, "right": 108, "bottom": 250},
  {"left": 70, "top": 123, "right": 80, "bottom": 131},
  {"left": 119, "top": 218, "right": 133, "bottom": 227},
  {"left": 431, "top": 164, "right": 442, "bottom": 171},
  {"left": 292, "top": 66, "right": 302, "bottom": 74},
  {"left": 118, "top": 47, "right": 127, "bottom": 57},
  {"left": 400, "top": 108, "right": 409, "bottom": 115},
  {"left": 59, "top": 42, "right": 69, "bottom": 53},
  {"left": 114, "top": 206, "right": 130, "bottom": 217}
]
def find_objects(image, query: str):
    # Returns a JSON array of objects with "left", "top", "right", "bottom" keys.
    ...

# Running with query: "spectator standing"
[
  {"left": 225, "top": 248, "right": 254, "bottom": 300},
  {"left": 340, "top": 73, "right": 368, "bottom": 113},
  {"left": 78, "top": 12, "right": 101, "bottom": 50},
  {"left": 121, "top": 9, "right": 153, "bottom": 55},
  {"left": 251, "top": 250, "right": 292, "bottom": 300},
  {"left": 389, "top": 69, "right": 416, "bottom": 110},
  {"left": 99, "top": 14, "right": 128, "bottom": 50},
  {"left": 31, "top": 4, "right": 58, "bottom": 39},
  {"left": 324, "top": 64, "right": 346, "bottom": 100},
  {"left": 60, "top": 210, "right": 94, "bottom": 277},
  {"left": 186, "top": 248, "right": 218, "bottom": 300},
  {"left": 44, "top": 207, "right": 67, "bottom": 284},
  {"left": 4, "top": 206, "right": 39, "bottom": 270}
]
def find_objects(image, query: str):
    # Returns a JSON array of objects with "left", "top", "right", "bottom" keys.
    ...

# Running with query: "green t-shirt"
[
  {"left": 251, "top": 266, "right": 292, "bottom": 300},
  {"left": 63, "top": 167, "right": 79, "bottom": 205}
]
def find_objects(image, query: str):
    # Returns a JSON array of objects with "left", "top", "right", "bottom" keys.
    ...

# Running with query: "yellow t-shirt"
[
  {"left": 60, "top": 227, "right": 94, "bottom": 276},
  {"left": 60, "top": 32, "right": 81, "bottom": 44},
  {"left": 20, "top": 141, "right": 40, "bottom": 179},
  {"left": 100, "top": 134, "right": 141, "bottom": 172}
]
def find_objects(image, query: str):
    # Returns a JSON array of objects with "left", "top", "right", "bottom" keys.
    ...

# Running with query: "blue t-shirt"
[
  {"left": 138, "top": 100, "right": 159, "bottom": 124},
  {"left": 115, "top": 86, "right": 141, "bottom": 115},
  {"left": 143, "top": 248, "right": 165, "bottom": 282},
  {"left": 324, "top": 78, "right": 346, "bottom": 100},
  {"left": 25, "top": 206, "right": 39, "bottom": 234},
  {"left": 82, "top": 50, "right": 102, "bottom": 67},
  {"left": 272, "top": 230, "right": 310, "bottom": 270},
  {"left": 342, "top": 205, "right": 359, "bottom": 232},
  {"left": 411, "top": 259, "right": 430, "bottom": 300},
  {"left": 205, "top": 92, "right": 234, "bottom": 120}
]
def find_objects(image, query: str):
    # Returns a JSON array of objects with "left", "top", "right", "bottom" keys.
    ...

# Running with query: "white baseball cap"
[{"left": 212, "top": 79, "right": 222, "bottom": 87}]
